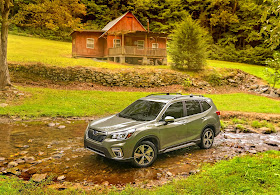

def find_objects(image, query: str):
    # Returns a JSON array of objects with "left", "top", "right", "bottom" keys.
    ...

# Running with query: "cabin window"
[
  {"left": 113, "top": 39, "right": 121, "bottom": 48},
  {"left": 86, "top": 38, "right": 94, "bottom": 49},
  {"left": 137, "top": 40, "right": 144, "bottom": 50},
  {"left": 152, "top": 43, "right": 158, "bottom": 49}
]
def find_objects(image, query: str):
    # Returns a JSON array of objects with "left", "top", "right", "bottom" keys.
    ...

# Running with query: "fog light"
[{"left": 112, "top": 148, "right": 123, "bottom": 158}]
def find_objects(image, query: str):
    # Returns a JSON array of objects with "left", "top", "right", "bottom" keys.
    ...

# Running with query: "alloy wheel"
[
  {"left": 134, "top": 144, "right": 155, "bottom": 166},
  {"left": 203, "top": 129, "right": 214, "bottom": 148}
]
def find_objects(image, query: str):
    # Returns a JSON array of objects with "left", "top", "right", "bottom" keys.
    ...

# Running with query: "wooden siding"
[
  {"left": 107, "top": 12, "right": 146, "bottom": 33},
  {"left": 72, "top": 32, "right": 104, "bottom": 57}
]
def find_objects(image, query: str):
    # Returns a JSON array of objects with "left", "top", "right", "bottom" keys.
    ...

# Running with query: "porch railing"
[{"left": 108, "top": 46, "right": 167, "bottom": 57}]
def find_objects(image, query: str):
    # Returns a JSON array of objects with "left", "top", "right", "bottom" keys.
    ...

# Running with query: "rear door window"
[
  {"left": 162, "top": 102, "right": 184, "bottom": 119},
  {"left": 185, "top": 100, "right": 202, "bottom": 116}
]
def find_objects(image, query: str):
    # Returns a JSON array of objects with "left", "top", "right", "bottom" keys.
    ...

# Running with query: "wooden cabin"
[{"left": 71, "top": 12, "right": 168, "bottom": 65}]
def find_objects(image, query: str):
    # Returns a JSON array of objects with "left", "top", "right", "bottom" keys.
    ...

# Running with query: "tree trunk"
[{"left": 0, "top": 0, "right": 12, "bottom": 90}]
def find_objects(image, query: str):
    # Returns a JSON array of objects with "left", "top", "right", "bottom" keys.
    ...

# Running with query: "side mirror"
[{"left": 164, "top": 116, "right": 175, "bottom": 124}]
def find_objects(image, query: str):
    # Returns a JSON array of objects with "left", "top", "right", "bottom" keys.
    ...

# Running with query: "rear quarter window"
[{"left": 201, "top": 101, "right": 211, "bottom": 112}]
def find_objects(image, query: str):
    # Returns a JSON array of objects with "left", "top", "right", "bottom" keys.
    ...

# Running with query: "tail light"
[{"left": 216, "top": 111, "right": 220, "bottom": 116}]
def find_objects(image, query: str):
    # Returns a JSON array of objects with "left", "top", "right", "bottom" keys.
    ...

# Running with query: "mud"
[{"left": 0, "top": 121, "right": 279, "bottom": 186}]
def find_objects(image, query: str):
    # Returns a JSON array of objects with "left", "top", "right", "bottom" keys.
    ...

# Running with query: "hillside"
[{"left": 8, "top": 34, "right": 277, "bottom": 87}]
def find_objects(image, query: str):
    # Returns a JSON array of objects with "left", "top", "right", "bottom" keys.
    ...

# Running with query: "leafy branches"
[{"left": 265, "top": 52, "right": 280, "bottom": 88}]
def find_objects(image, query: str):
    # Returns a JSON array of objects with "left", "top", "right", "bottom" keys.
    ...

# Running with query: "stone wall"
[{"left": 8, "top": 63, "right": 188, "bottom": 88}]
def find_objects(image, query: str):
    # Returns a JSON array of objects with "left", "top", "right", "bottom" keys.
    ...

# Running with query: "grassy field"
[
  {"left": 7, "top": 34, "right": 168, "bottom": 69},
  {"left": 1, "top": 151, "right": 279, "bottom": 194},
  {"left": 1, "top": 87, "right": 279, "bottom": 117}
]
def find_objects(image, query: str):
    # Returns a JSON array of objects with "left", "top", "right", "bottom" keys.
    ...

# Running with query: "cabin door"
[{"left": 126, "top": 37, "right": 133, "bottom": 46}]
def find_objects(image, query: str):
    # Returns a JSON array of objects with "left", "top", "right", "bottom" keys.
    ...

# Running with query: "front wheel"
[
  {"left": 199, "top": 128, "right": 214, "bottom": 149},
  {"left": 132, "top": 141, "right": 157, "bottom": 168}
]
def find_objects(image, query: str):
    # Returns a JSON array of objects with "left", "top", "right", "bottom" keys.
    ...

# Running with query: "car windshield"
[{"left": 118, "top": 100, "right": 165, "bottom": 121}]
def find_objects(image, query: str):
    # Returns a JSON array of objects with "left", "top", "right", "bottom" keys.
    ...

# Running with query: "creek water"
[{"left": 0, "top": 120, "right": 279, "bottom": 185}]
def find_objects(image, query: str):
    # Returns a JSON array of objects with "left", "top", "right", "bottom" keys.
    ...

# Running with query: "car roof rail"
[
  {"left": 146, "top": 93, "right": 182, "bottom": 97},
  {"left": 189, "top": 94, "right": 204, "bottom": 97},
  {"left": 171, "top": 94, "right": 204, "bottom": 100}
]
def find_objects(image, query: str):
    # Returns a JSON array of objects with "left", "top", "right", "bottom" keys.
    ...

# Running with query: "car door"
[
  {"left": 184, "top": 100, "right": 206, "bottom": 141},
  {"left": 158, "top": 101, "right": 188, "bottom": 149}
]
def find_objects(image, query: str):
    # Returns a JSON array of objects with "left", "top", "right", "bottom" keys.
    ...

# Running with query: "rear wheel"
[
  {"left": 132, "top": 141, "right": 157, "bottom": 168},
  {"left": 199, "top": 128, "right": 214, "bottom": 149}
]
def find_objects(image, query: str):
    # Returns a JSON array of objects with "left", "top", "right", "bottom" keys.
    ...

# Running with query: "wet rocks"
[
  {"left": 19, "top": 151, "right": 28, "bottom": 155},
  {"left": 15, "top": 158, "right": 25, "bottom": 164},
  {"left": 31, "top": 173, "right": 47, "bottom": 182},
  {"left": 101, "top": 181, "right": 109, "bottom": 186},
  {"left": 23, "top": 156, "right": 35, "bottom": 163},
  {"left": 58, "top": 125, "right": 66, "bottom": 129},
  {"left": 7, "top": 161, "right": 18, "bottom": 168},
  {"left": 47, "top": 123, "right": 56, "bottom": 127},
  {"left": 166, "top": 171, "right": 173, "bottom": 177},
  {"left": 57, "top": 175, "right": 66, "bottom": 181}
]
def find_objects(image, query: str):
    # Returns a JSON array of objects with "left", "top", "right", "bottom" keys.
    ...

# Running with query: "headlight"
[{"left": 111, "top": 129, "right": 135, "bottom": 140}]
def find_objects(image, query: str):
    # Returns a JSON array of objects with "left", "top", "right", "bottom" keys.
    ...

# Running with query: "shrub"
[
  {"left": 251, "top": 120, "right": 262, "bottom": 128},
  {"left": 169, "top": 14, "right": 208, "bottom": 70},
  {"left": 220, "top": 120, "right": 227, "bottom": 130},
  {"left": 236, "top": 124, "right": 245, "bottom": 131},
  {"left": 231, "top": 117, "right": 246, "bottom": 124},
  {"left": 204, "top": 69, "right": 223, "bottom": 86}
]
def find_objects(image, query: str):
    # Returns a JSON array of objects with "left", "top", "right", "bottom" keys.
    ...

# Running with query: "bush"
[
  {"left": 204, "top": 69, "right": 223, "bottom": 86},
  {"left": 169, "top": 15, "right": 208, "bottom": 70},
  {"left": 251, "top": 120, "right": 262, "bottom": 128}
]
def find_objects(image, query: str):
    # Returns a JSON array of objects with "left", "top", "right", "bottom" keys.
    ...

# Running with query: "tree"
[
  {"left": 169, "top": 14, "right": 208, "bottom": 70},
  {"left": 261, "top": 0, "right": 280, "bottom": 50},
  {"left": 0, "top": 0, "right": 12, "bottom": 90},
  {"left": 265, "top": 52, "right": 280, "bottom": 88},
  {"left": 13, "top": 0, "right": 86, "bottom": 40}
]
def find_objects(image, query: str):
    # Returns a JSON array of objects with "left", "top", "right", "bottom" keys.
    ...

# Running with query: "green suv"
[{"left": 84, "top": 93, "right": 221, "bottom": 167}]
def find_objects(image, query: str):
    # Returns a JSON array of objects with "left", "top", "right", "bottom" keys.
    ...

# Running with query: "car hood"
[{"left": 88, "top": 115, "right": 146, "bottom": 133}]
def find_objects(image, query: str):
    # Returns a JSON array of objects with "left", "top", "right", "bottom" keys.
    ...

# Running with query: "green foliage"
[
  {"left": 182, "top": 78, "right": 192, "bottom": 88},
  {"left": 169, "top": 15, "right": 208, "bottom": 70},
  {"left": 260, "top": 0, "right": 280, "bottom": 50},
  {"left": 204, "top": 69, "right": 223, "bottom": 86},
  {"left": 231, "top": 117, "right": 246, "bottom": 125},
  {"left": 265, "top": 52, "right": 280, "bottom": 88},
  {"left": 236, "top": 124, "right": 245, "bottom": 131},
  {"left": 251, "top": 120, "right": 262, "bottom": 128},
  {"left": 220, "top": 120, "right": 227, "bottom": 130},
  {"left": 12, "top": 0, "right": 86, "bottom": 41}
]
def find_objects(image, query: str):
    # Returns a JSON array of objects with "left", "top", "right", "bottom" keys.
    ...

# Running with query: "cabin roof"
[{"left": 102, "top": 11, "right": 146, "bottom": 32}]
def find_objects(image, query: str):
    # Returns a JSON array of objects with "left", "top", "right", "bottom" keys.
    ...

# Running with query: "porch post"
[
  {"left": 121, "top": 32, "right": 124, "bottom": 55},
  {"left": 163, "top": 58, "right": 167, "bottom": 65},
  {"left": 145, "top": 34, "right": 148, "bottom": 56}
]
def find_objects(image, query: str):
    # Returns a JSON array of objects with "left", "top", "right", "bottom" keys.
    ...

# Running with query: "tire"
[
  {"left": 199, "top": 128, "right": 215, "bottom": 149},
  {"left": 132, "top": 141, "right": 157, "bottom": 168}
]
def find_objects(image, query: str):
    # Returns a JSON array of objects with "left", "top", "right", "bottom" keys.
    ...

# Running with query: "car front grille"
[{"left": 87, "top": 128, "right": 107, "bottom": 142}]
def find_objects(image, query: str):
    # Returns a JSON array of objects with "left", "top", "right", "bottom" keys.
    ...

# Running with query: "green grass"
[
  {"left": 208, "top": 60, "right": 280, "bottom": 88},
  {"left": 7, "top": 34, "right": 168, "bottom": 70},
  {"left": 116, "top": 151, "right": 280, "bottom": 194},
  {"left": 207, "top": 93, "right": 280, "bottom": 114},
  {"left": 1, "top": 87, "right": 279, "bottom": 117},
  {"left": 1, "top": 151, "right": 279, "bottom": 194}
]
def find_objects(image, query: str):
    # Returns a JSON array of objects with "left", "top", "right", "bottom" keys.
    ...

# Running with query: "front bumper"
[{"left": 84, "top": 134, "right": 134, "bottom": 162}]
